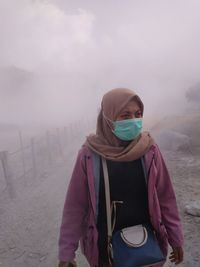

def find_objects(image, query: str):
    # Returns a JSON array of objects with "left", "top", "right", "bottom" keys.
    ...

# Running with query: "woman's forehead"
[{"left": 121, "top": 99, "right": 141, "bottom": 111}]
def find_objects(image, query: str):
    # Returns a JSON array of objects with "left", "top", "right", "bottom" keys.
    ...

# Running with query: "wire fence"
[{"left": 0, "top": 119, "right": 95, "bottom": 200}]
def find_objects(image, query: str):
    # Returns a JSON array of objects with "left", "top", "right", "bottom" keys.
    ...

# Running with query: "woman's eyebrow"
[
  {"left": 121, "top": 110, "right": 131, "bottom": 113},
  {"left": 121, "top": 109, "right": 141, "bottom": 114}
]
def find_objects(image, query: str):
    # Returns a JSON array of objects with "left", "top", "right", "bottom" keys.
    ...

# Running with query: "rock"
[
  {"left": 185, "top": 201, "right": 200, "bottom": 217},
  {"left": 40, "top": 255, "right": 47, "bottom": 262}
]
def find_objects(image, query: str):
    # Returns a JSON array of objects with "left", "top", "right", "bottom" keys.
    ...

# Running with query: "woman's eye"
[
  {"left": 122, "top": 114, "right": 130, "bottom": 119},
  {"left": 135, "top": 111, "right": 142, "bottom": 117}
]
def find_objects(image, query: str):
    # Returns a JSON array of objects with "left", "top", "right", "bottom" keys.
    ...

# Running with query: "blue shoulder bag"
[{"left": 101, "top": 157, "right": 166, "bottom": 267}]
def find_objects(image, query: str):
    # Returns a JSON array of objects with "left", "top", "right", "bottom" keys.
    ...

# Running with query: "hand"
[
  {"left": 58, "top": 260, "right": 77, "bottom": 267},
  {"left": 169, "top": 246, "right": 184, "bottom": 265}
]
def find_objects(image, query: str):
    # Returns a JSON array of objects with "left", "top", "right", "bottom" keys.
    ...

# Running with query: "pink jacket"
[{"left": 58, "top": 144, "right": 184, "bottom": 267}]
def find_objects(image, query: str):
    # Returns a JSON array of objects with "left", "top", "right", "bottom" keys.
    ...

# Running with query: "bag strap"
[
  {"left": 101, "top": 157, "right": 112, "bottom": 240},
  {"left": 102, "top": 158, "right": 123, "bottom": 237},
  {"left": 102, "top": 157, "right": 118, "bottom": 266}
]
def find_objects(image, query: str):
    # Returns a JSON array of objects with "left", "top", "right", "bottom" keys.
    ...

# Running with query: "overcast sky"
[{"left": 0, "top": 0, "right": 200, "bottom": 127}]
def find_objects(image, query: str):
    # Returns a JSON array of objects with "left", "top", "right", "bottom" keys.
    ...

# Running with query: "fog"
[{"left": 1, "top": 0, "right": 200, "bottom": 127}]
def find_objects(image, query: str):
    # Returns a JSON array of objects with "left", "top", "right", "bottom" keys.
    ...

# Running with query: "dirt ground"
[{"left": 0, "top": 146, "right": 199, "bottom": 267}]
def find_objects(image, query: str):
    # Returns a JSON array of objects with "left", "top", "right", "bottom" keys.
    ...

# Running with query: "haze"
[
  {"left": 0, "top": 0, "right": 200, "bottom": 127},
  {"left": 1, "top": 2, "right": 200, "bottom": 266}
]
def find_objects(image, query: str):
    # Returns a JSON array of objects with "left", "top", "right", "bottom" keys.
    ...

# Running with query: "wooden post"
[
  {"left": 0, "top": 151, "right": 16, "bottom": 198},
  {"left": 63, "top": 126, "right": 67, "bottom": 144},
  {"left": 63, "top": 126, "right": 68, "bottom": 155},
  {"left": 31, "top": 137, "right": 37, "bottom": 178},
  {"left": 65, "top": 126, "right": 71, "bottom": 143},
  {"left": 46, "top": 131, "right": 52, "bottom": 166},
  {"left": 19, "top": 131, "right": 26, "bottom": 178}
]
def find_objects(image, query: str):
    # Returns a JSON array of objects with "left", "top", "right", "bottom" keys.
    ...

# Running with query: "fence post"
[
  {"left": 19, "top": 131, "right": 26, "bottom": 178},
  {"left": 31, "top": 137, "right": 37, "bottom": 178},
  {"left": 46, "top": 131, "right": 52, "bottom": 166},
  {"left": 0, "top": 151, "right": 16, "bottom": 199},
  {"left": 63, "top": 126, "right": 67, "bottom": 144}
]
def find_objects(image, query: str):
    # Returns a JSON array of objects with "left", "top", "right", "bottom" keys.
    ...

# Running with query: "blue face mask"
[{"left": 112, "top": 118, "right": 143, "bottom": 141}]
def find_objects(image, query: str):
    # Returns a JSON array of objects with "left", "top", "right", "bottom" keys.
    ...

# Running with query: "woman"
[{"left": 58, "top": 88, "right": 184, "bottom": 267}]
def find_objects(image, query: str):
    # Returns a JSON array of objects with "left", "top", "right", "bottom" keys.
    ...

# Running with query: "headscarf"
[{"left": 85, "top": 88, "right": 154, "bottom": 161}]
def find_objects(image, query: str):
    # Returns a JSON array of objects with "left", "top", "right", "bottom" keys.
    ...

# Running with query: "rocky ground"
[
  {"left": 163, "top": 149, "right": 200, "bottom": 267},
  {"left": 0, "top": 145, "right": 199, "bottom": 267}
]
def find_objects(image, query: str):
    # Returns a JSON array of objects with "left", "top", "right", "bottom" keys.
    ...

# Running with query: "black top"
[{"left": 97, "top": 158, "right": 150, "bottom": 262}]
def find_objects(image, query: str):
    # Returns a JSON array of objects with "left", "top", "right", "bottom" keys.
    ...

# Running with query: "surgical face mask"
[
  {"left": 112, "top": 118, "right": 143, "bottom": 141},
  {"left": 103, "top": 112, "right": 143, "bottom": 141}
]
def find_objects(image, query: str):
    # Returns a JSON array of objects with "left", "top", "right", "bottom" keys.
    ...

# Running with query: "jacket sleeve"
[
  {"left": 58, "top": 148, "right": 89, "bottom": 262},
  {"left": 154, "top": 144, "right": 184, "bottom": 248}
]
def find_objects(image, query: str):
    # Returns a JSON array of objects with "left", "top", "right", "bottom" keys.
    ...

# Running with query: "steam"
[{"left": 0, "top": 0, "right": 200, "bottom": 126}]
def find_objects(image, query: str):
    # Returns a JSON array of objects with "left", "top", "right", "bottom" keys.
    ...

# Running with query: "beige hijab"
[{"left": 85, "top": 88, "right": 154, "bottom": 161}]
